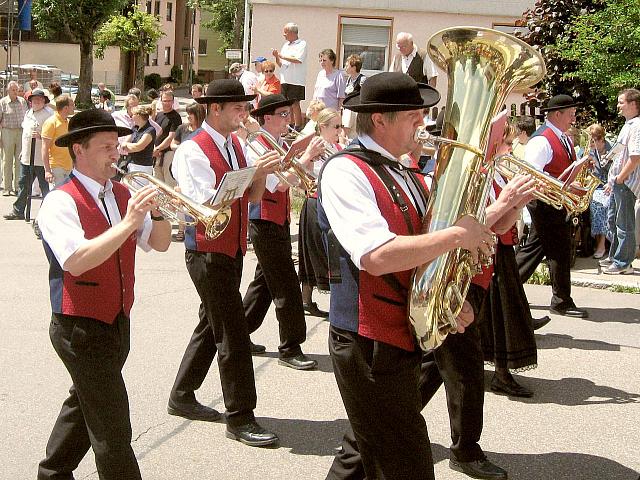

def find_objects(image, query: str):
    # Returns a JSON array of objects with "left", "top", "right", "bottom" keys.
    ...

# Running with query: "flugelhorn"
[
  {"left": 245, "top": 130, "right": 317, "bottom": 196},
  {"left": 112, "top": 164, "right": 232, "bottom": 240},
  {"left": 409, "top": 27, "right": 546, "bottom": 351}
]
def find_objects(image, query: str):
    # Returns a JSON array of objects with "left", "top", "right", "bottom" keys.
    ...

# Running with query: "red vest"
[
  {"left": 250, "top": 133, "right": 290, "bottom": 225},
  {"left": 538, "top": 126, "right": 575, "bottom": 178},
  {"left": 46, "top": 177, "right": 136, "bottom": 324},
  {"left": 351, "top": 155, "right": 428, "bottom": 351},
  {"left": 190, "top": 130, "right": 248, "bottom": 257}
]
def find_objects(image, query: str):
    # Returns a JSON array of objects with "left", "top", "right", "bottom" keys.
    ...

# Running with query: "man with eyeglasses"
[
  {"left": 243, "top": 94, "right": 325, "bottom": 371},
  {"left": 390, "top": 32, "right": 438, "bottom": 88}
]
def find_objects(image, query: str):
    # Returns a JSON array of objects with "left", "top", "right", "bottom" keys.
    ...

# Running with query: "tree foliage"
[
  {"left": 33, "top": 0, "right": 128, "bottom": 106},
  {"left": 554, "top": 0, "right": 640, "bottom": 121},
  {"left": 515, "top": 0, "right": 608, "bottom": 122},
  {"left": 95, "top": 11, "right": 165, "bottom": 91},
  {"left": 190, "top": 0, "right": 245, "bottom": 54}
]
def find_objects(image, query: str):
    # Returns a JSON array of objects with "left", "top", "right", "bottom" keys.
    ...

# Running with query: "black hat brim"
[
  {"left": 251, "top": 98, "right": 296, "bottom": 117},
  {"left": 55, "top": 125, "right": 133, "bottom": 147},
  {"left": 195, "top": 93, "right": 257, "bottom": 104},
  {"left": 27, "top": 93, "right": 49, "bottom": 104},
  {"left": 540, "top": 102, "right": 582, "bottom": 112},
  {"left": 343, "top": 84, "right": 441, "bottom": 113}
]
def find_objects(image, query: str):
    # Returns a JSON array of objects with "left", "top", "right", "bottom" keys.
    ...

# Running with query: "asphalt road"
[{"left": 1, "top": 195, "right": 638, "bottom": 480}]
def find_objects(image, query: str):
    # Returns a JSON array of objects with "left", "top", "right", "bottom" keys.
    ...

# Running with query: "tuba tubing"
[{"left": 408, "top": 26, "right": 546, "bottom": 351}]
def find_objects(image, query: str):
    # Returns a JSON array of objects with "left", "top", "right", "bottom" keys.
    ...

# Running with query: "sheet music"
[{"left": 209, "top": 166, "right": 257, "bottom": 206}]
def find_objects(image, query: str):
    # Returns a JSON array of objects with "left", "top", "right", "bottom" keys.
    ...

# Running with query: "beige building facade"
[
  {"left": 4, "top": 0, "right": 200, "bottom": 93},
  {"left": 250, "top": 0, "right": 536, "bottom": 110}
]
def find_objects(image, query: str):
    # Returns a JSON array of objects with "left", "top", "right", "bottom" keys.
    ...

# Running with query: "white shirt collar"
[
  {"left": 403, "top": 45, "right": 418, "bottom": 60},
  {"left": 202, "top": 119, "right": 233, "bottom": 152},
  {"left": 359, "top": 134, "right": 401, "bottom": 164},
  {"left": 544, "top": 119, "right": 566, "bottom": 140},
  {"left": 71, "top": 168, "right": 114, "bottom": 200}
]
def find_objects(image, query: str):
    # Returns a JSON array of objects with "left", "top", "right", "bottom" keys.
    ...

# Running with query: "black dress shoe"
[
  {"left": 3, "top": 212, "right": 24, "bottom": 220},
  {"left": 531, "top": 315, "right": 551, "bottom": 331},
  {"left": 167, "top": 399, "right": 221, "bottom": 422},
  {"left": 278, "top": 354, "right": 318, "bottom": 370},
  {"left": 303, "top": 302, "right": 329, "bottom": 318},
  {"left": 490, "top": 376, "right": 533, "bottom": 398},
  {"left": 449, "top": 458, "right": 507, "bottom": 479},
  {"left": 226, "top": 421, "right": 278, "bottom": 447},
  {"left": 250, "top": 341, "right": 266, "bottom": 354},
  {"left": 550, "top": 305, "right": 588, "bottom": 318}
]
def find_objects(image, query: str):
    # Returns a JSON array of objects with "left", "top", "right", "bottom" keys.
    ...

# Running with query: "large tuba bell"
[
  {"left": 113, "top": 164, "right": 232, "bottom": 240},
  {"left": 408, "top": 27, "right": 546, "bottom": 351}
]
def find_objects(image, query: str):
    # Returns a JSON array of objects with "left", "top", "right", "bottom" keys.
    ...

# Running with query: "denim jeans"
[
  {"left": 607, "top": 182, "right": 637, "bottom": 268},
  {"left": 13, "top": 163, "right": 49, "bottom": 216}
]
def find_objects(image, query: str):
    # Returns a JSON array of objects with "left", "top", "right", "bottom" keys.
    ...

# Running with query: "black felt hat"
[
  {"left": 195, "top": 79, "right": 256, "bottom": 104},
  {"left": 343, "top": 72, "right": 440, "bottom": 113},
  {"left": 55, "top": 109, "right": 132, "bottom": 147},
  {"left": 27, "top": 88, "right": 49, "bottom": 104},
  {"left": 540, "top": 94, "right": 582, "bottom": 112},
  {"left": 250, "top": 94, "right": 295, "bottom": 117}
]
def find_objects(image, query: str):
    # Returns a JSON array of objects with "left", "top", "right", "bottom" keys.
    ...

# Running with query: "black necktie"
[
  {"left": 561, "top": 134, "right": 572, "bottom": 156},
  {"left": 98, "top": 191, "right": 112, "bottom": 226},
  {"left": 225, "top": 141, "right": 234, "bottom": 168}
]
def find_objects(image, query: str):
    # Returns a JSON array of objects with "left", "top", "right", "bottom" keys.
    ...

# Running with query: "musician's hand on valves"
[
  {"left": 454, "top": 214, "right": 494, "bottom": 265},
  {"left": 124, "top": 185, "right": 159, "bottom": 230},
  {"left": 454, "top": 300, "right": 475, "bottom": 333},
  {"left": 253, "top": 150, "right": 282, "bottom": 179},
  {"left": 501, "top": 174, "right": 537, "bottom": 209},
  {"left": 298, "top": 136, "right": 326, "bottom": 167}
]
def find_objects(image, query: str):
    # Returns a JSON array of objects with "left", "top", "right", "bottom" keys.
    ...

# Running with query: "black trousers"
[
  {"left": 516, "top": 200, "right": 573, "bottom": 308},
  {"left": 38, "top": 313, "right": 141, "bottom": 480},
  {"left": 243, "top": 220, "right": 307, "bottom": 357},
  {"left": 327, "top": 326, "right": 434, "bottom": 480},
  {"left": 327, "top": 284, "right": 487, "bottom": 479},
  {"left": 170, "top": 250, "right": 257, "bottom": 426}
]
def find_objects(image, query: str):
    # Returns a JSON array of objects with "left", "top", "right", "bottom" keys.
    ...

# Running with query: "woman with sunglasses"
[
  {"left": 298, "top": 108, "right": 344, "bottom": 317},
  {"left": 253, "top": 60, "right": 281, "bottom": 103}
]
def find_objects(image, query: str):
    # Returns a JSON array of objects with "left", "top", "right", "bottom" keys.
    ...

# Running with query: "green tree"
[
  {"left": 516, "top": 0, "right": 607, "bottom": 122},
  {"left": 191, "top": 0, "right": 245, "bottom": 53},
  {"left": 555, "top": 0, "right": 640, "bottom": 125},
  {"left": 33, "top": 0, "right": 128, "bottom": 107},
  {"left": 95, "top": 11, "right": 165, "bottom": 92}
]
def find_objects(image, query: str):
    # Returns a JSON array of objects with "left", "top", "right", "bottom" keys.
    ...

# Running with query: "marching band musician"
[
  {"left": 320, "top": 73, "right": 537, "bottom": 480},
  {"left": 298, "top": 107, "right": 343, "bottom": 316},
  {"left": 36, "top": 109, "right": 172, "bottom": 480},
  {"left": 516, "top": 94, "right": 589, "bottom": 318},
  {"left": 242, "top": 93, "right": 323, "bottom": 370},
  {"left": 168, "top": 80, "right": 282, "bottom": 447}
]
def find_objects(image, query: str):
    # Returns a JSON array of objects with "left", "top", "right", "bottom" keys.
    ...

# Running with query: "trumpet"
[
  {"left": 112, "top": 164, "right": 232, "bottom": 240},
  {"left": 245, "top": 130, "right": 317, "bottom": 196}
]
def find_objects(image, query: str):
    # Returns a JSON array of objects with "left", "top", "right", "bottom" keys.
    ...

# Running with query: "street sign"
[{"left": 225, "top": 49, "right": 242, "bottom": 60}]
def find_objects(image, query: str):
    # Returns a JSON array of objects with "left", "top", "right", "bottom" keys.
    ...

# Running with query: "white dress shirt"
[
  {"left": 524, "top": 120, "right": 567, "bottom": 171},
  {"left": 37, "top": 169, "right": 152, "bottom": 270},
  {"left": 279, "top": 39, "right": 308, "bottom": 86},
  {"left": 172, "top": 120, "right": 245, "bottom": 204},
  {"left": 390, "top": 45, "right": 438, "bottom": 80},
  {"left": 320, "top": 135, "right": 427, "bottom": 269}
]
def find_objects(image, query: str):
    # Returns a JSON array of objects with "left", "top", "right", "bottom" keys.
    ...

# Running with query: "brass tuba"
[
  {"left": 408, "top": 27, "right": 546, "bottom": 351},
  {"left": 113, "top": 164, "right": 232, "bottom": 240}
]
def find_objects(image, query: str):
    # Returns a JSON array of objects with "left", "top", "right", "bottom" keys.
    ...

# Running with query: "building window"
[
  {"left": 339, "top": 16, "right": 392, "bottom": 76},
  {"left": 164, "top": 46, "right": 171, "bottom": 65},
  {"left": 184, "top": 10, "right": 190, "bottom": 37},
  {"left": 166, "top": 2, "right": 172, "bottom": 21},
  {"left": 145, "top": 53, "right": 150, "bottom": 66},
  {"left": 145, "top": 0, "right": 152, "bottom": 14},
  {"left": 198, "top": 39, "right": 207, "bottom": 55},
  {"left": 151, "top": 46, "right": 158, "bottom": 66},
  {"left": 154, "top": 0, "right": 160, "bottom": 16}
]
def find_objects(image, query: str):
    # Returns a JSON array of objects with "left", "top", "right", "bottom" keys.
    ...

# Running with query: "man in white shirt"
[
  {"left": 36, "top": 109, "right": 171, "bottom": 480},
  {"left": 272, "top": 22, "right": 307, "bottom": 129},
  {"left": 168, "top": 79, "right": 282, "bottom": 447},
  {"left": 516, "top": 94, "right": 589, "bottom": 318},
  {"left": 600, "top": 88, "right": 640, "bottom": 274},
  {"left": 229, "top": 62, "right": 259, "bottom": 107},
  {"left": 319, "top": 72, "right": 525, "bottom": 480},
  {"left": 389, "top": 32, "right": 438, "bottom": 88}
]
